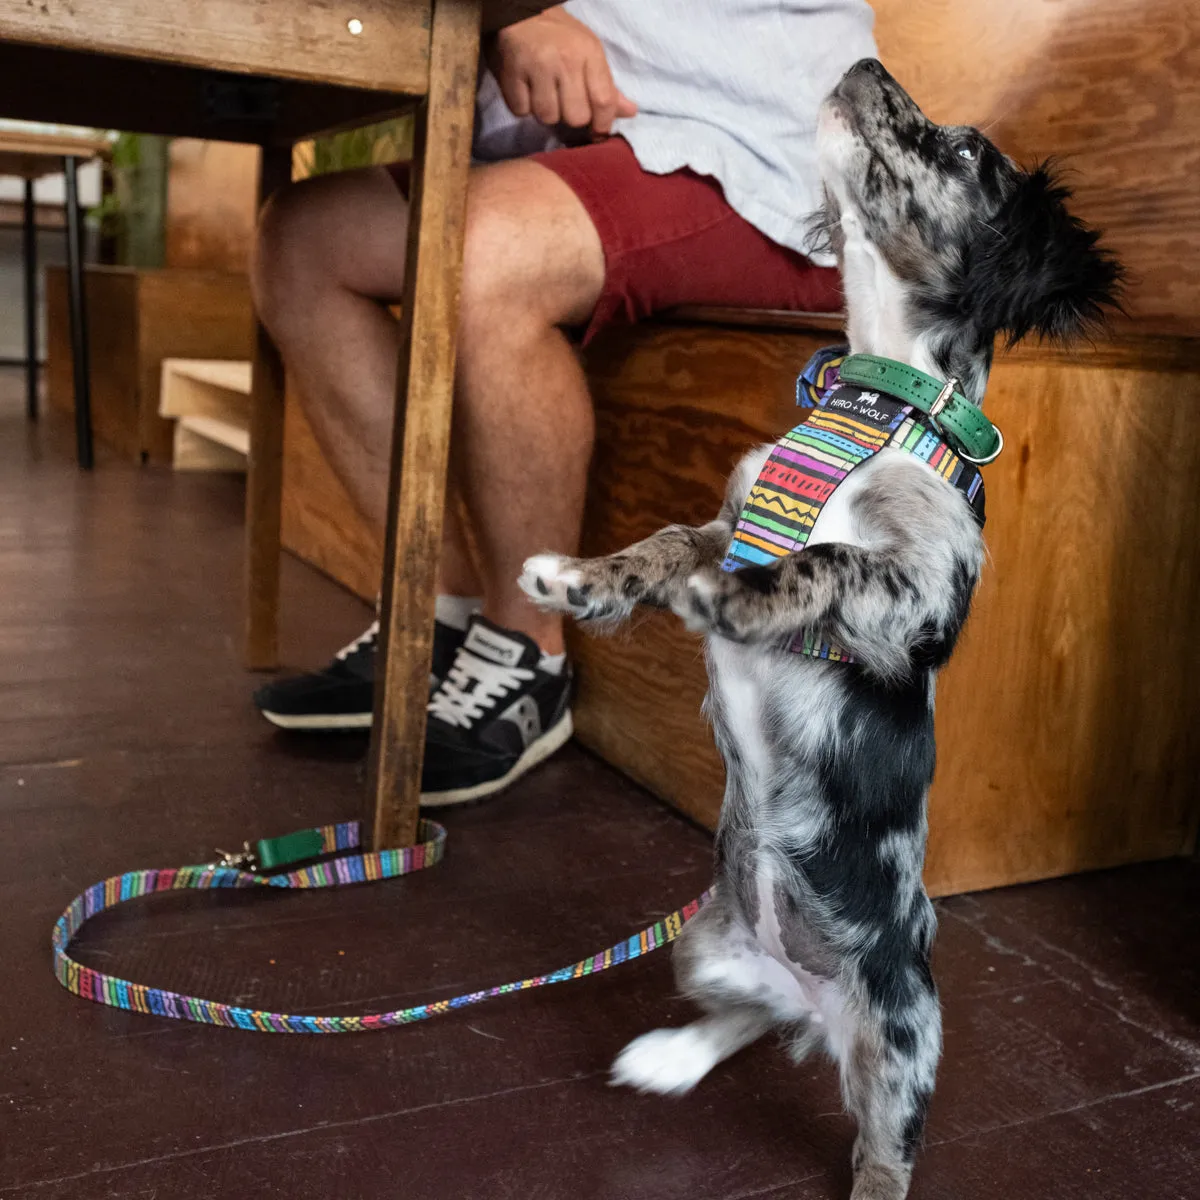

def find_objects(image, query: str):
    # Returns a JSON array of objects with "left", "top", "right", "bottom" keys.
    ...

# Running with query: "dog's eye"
[{"left": 955, "top": 141, "right": 977, "bottom": 162}]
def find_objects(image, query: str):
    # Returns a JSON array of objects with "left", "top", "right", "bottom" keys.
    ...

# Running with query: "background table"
[
  {"left": 0, "top": 126, "right": 109, "bottom": 465},
  {"left": 0, "top": 0, "right": 553, "bottom": 849}
]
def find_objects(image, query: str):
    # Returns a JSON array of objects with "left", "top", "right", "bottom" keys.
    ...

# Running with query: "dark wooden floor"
[{"left": 2, "top": 369, "right": 1198, "bottom": 1199}]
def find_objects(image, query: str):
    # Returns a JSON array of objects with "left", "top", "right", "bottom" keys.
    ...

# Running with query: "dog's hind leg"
[
  {"left": 838, "top": 978, "right": 941, "bottom": 1200},
  {"left": 610, "top": 1006, "right": 774, "bottom": 1096},
  {"left": 610, "top": 891, "right": 807, "bottom": 1095}
]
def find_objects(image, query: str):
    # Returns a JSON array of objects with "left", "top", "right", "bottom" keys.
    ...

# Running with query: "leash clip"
[{"left": 210, "top": 842, "right": 258, "bottom": 871}]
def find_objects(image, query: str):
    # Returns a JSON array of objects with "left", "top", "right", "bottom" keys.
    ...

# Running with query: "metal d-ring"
[{"left": 959, "top": 425, "right": 1004, "bottom": 466}]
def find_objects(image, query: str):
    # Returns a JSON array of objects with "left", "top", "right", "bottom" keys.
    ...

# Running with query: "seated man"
[{"left": 251, "top": 1, "right": 877, "bottom": 806}]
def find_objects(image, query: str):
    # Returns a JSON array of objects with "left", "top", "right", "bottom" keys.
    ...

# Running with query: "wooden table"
[
  {"left": 0, "top": 0, "right": 552, "bottom": 850},
  {"left": 0, "top": 127, "right": 110, "bottom": 466}
]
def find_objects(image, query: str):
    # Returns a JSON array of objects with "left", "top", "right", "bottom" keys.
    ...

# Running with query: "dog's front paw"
[
  {"left": 610, "top": 1027, "right": 720, "bottom": 1096},
  {"left": 519, "top": 553, "right": 586, "bottom": 614},
  {"left": 671, "top": 565, "right": 780, "bottom": 641},
  {"left": 519, "top": 553, "right": 622, "bottom": 621},
  {"left": 671, "top": 568, "right": 749, "bottom": 638}
]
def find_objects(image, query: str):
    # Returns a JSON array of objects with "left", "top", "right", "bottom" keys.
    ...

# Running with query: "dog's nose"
[{"left": 850, "top": 58, "right": 885, "bottom": 78}]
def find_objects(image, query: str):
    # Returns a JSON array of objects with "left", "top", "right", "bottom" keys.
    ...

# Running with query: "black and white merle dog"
[{"left": 520, "top": 60, "right": 1120, "bottom": 1200}]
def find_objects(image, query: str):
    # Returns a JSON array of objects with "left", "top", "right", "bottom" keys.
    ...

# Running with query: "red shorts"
[{"left": 388, "top": 137, "right": 840, "bottom": 343}]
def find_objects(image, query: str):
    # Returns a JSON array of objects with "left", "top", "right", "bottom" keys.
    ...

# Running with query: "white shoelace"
[
  {"left": 427, "top": 650, "right": 533, "bottom": 730},
  {"left": 334, "top": 620, "right": 379, "bottom": 662}
]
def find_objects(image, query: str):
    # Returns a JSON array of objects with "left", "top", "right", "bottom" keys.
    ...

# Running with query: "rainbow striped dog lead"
[{"left": 52, "top": 818, "right": 711, "bottom": 1033}]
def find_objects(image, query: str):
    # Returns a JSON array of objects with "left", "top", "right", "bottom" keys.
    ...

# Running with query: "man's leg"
[
  {"left": 452, "top": 159, "right": 603, "bottom": 654},
  {"left": 251, "top": 166, "right": 479, "bottom": 597},
  {"left": 252, "top": 160, "right": 603, "bottom": 654}
]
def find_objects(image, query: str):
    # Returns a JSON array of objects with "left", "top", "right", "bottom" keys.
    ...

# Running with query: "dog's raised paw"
[
  {"left": 518, "top": 554, "right": 586, "bottom": 613},
  {"left": 670, "top": 570, "right": 723, "bottom": 634},
  {"left": 609, "top": 1027, "right": 719, "bottom": 1096}
]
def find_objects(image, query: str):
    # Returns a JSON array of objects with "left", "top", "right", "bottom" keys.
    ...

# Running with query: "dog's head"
[{"left": 814, "top": 60, "right": 1122, "bottom": 383}]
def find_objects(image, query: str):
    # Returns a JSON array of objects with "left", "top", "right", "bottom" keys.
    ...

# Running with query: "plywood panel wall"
[
  {"left": 874, "top": 0, "right": 1200, "bottom": 335},
  {"left": 165, "top": 139, "right": 259, "bottom": 274}
]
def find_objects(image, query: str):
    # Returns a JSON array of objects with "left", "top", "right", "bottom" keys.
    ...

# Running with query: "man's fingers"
[
  {"left": 584, "top": 55, "right": 618, "bottom": 135},
  {"left": 557, "top": 65, "right": 593, "bottom": 128},
  {"left": 503, "top": 74, "right": 532, "bottom": 118},
  {"left": 527, "top": 65, "right": 561, "bottom": 125},
  {"left": 614, "top": 90, "right": 639, "bottom": 119}
]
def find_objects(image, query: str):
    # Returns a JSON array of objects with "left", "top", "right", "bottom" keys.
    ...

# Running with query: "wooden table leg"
[
  {"left": 23, "top": 177, "right": 38, "bottom": 423},
  {"left": 365, "top": 0, "right": 483, "bottom": 849},
  {"left": 244, "top": 143, "right": 292, "bottom": 671},
  {"left": 63, "top": 156, "right": 93, "bottom": 469}
]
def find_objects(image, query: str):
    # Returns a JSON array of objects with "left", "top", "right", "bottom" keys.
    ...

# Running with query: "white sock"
[
  {"left": 538, "top": 651, "right": 567, "bottom": 676},
  {"left": 435, "top": 594, "right": 482, "bottom": 632}
]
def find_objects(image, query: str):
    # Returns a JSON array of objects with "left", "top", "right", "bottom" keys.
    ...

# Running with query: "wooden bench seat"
[
  {"left": 280, "top": 303, "right": 1200, "bottom": 895},
  {"left": 570, "top": 313, "right": 1200, "bottom": 896}
]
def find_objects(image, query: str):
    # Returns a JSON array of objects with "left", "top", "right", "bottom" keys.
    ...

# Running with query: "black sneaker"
[
  {"left": 421, "top": 615, "right": 573, "bottom": 806},
  {"left": 254, "top": 619, "right": 466, "bottom": 731}
]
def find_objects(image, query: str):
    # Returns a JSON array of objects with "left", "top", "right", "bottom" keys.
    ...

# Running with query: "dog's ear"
[{"left": 963, "top": 162, "right": 1123, "bottom": 346}]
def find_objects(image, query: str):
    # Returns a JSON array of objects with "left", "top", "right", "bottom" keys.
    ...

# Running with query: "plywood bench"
[
  {"left": 569, "top": 311, "right": 1200, "bottom": 896},
  {"left": 279, "top": 304, "right": 1200, "bottom": 896}
]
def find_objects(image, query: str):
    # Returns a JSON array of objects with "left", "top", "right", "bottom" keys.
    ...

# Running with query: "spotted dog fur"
[{"left": 520, "top": 60, "right": 1121, "bottom": 1200}]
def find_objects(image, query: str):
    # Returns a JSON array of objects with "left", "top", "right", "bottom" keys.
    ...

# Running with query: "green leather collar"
[{"left": 836, "top": 354, "right": 1003, "bottom": 464}]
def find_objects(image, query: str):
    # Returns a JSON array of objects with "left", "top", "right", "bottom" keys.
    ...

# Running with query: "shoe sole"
[
  {"left": 419, "top": 710, "right": 574, "bottom": 808},
  {"left": 260, "top": 710, "right": 373, "bottom": 731}
]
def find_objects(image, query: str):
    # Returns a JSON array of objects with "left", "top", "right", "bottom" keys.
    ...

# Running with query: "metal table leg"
[
  {"left": 64, "top": 155, "right": 93, "bottom": 469},
  {"left": 23, "top": 178, "right": 37, "bottom": 422}
]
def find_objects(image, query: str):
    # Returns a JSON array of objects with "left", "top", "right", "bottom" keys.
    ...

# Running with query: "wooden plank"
[
  {"left": 282, "top": 385, "right": 383, "bottom": 602},
  {"left": 45, "top": 265, "right": 251, "bottom": 463},
  {"left": 666, "top": 306, "right": 846, "bottom": 335},
  {"left": 572, "top": 321, "right": 1200, "bottom": 895},
  {"left": 159, "top": 359, "right": 252, "bottom": 404},
  {"left": 136, "top": 272, "right": 253, "bottom": 462},
  {"left": 173, "top": 421, "right": 248, "bottom": 470},
  {"left": 44, "top": 267, "right": 142, "bottom": 460},
  {"left": 0, "top": 41, "right": 415, "bottom": 147},
  {"left": 244, "top": 145, "right": 292, "bottom": 671},
  {"left": 366, "top": 0, "right": 482, "bottom": 851},
  {"left": 875, "top": 0, "right": 1200, "bottom": 337},
  {"left": 924, "top": 354, "right": 1200, "bottom": 892},
  {"left": 166, "top": 140, "right": 260, "bottom": 274},
  {"left": 0, "top": 129, "right": 110, "bottom": 157},
  {"left": 178, "top": 414, "right": 249, "bottom": 455},
  {"left": 0, "top": 0, "right": 432, "bottom": 96}
]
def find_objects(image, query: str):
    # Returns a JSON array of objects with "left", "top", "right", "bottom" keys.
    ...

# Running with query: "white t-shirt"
[{"left": 473, "top": 1, "right": 879, "bottom": 264}]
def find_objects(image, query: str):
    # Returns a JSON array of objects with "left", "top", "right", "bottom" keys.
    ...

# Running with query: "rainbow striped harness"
[{"left": 722, "top": 347, "right": 987, "bottom": 662}]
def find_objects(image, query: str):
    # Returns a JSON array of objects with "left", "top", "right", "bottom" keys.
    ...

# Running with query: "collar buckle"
[{"left": 928, "top": 376, "right": 960, "bottom": 423}]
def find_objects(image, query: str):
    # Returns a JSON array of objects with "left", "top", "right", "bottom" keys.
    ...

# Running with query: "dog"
[{"left": 519, "top": 59, "right": 1121, "bottom": 1200}]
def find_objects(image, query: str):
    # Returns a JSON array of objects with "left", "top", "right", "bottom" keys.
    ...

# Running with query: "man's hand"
[{"left": 486, "top": 7, "right": 637, "bottom": 136}]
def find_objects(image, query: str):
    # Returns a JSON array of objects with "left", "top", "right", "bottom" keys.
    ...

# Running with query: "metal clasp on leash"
[{"left": 209, "top": 842, "right": 258, "bottom": 871}]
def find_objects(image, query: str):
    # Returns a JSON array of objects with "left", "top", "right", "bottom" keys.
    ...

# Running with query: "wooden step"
[{"left": 158, "top": 357, "right": 250, "bottom": 472}]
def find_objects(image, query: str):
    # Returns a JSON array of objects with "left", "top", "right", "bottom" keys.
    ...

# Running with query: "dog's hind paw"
[{"left": 610, "top": 1027, "right": 719, "bottom": 1096}]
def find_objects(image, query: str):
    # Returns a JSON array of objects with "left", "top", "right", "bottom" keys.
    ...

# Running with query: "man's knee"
[
  {"left": 252, "top": 167, "right": 407, "bottom": 331},
  {"left": 251, "top": 178, "right": 324, "bottom": 329},
  {"left": 459, "top": 160, "right": 604, "bottom": 334}
]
